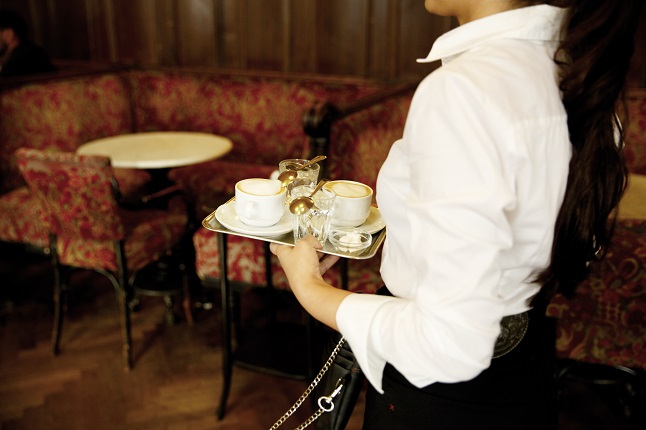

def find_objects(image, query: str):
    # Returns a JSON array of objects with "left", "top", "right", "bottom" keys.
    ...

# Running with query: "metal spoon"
[
  {"left": 277, "top": 155, "right": 327, "bottom": 186},
  {"left": 289, "top": 179, "right": 329, "bottom": 215}
]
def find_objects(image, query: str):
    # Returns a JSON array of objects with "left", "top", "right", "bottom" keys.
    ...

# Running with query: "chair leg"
[
  {"left": 51, "top": 265, "right": 67, "bottom": 356},
  {"left": 163, "top": 295, "right": 176, "bottom": 325},
  {"left": 181, "top": 262, "right": 194, "bottom": 325},
  {"left": 217, "top": 233, "right": 233, "bottom": 420},
  {"left": 114, "top": 242, "right": 133, "bottom": 371},
  {"left": 117, "top": 286, "right": 133, "bottom": 371}
]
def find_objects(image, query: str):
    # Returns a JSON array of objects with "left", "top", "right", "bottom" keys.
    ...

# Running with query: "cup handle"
[{"left": 242, "top": 201, "right": 256, "bottom": 220}]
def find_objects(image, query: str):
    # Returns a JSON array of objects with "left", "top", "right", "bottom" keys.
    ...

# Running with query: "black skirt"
[{"left": 362, "top": 296, "right": 557, "bottom": 430}]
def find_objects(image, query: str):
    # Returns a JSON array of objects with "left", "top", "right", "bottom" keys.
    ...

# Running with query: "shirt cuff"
[{"left": 336, "top": 292, "right": 399, "bottom": 394}]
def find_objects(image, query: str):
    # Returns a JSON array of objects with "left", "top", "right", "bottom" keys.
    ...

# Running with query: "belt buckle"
[{"left": 493, "top": 312, "right": 529, "bottom": 359}]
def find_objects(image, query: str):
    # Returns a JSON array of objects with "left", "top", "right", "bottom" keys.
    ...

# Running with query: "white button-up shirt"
[{"left": 336, "top": 5, "right": 571, "bottom": 393}]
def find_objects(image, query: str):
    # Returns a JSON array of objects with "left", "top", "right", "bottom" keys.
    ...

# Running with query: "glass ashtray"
[{"left": 328, "top": 227, "right": 372, "bottom": 254}]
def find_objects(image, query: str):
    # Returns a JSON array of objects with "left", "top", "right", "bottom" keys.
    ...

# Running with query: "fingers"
[
  {"left": 269, "top": 236, "right": 322, "bottom": 259},
  {"left": 299, "top": 235, "right": 323, "bottom": 250},
  {"left": 319, "top": 254, "right": 341, "bottom": 274},
  {"left": 269, "top": 242, "right": 281, "bottom": 256}
]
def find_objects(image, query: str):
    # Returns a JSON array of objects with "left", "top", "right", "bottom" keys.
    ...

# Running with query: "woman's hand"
[
  {"left": 270, "top": 236, "right": 350, "bottom": 330},
  {"left": 270, "top": 235, "right": 339, "bottom": 283}
]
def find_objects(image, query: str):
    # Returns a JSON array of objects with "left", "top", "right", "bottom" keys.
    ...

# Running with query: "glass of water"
[
  {"left": 291, "top": 183, "right": 336, "bottom": 245},
  {"left": 279, "top": 158, "right": 321, "bottom": 204}
]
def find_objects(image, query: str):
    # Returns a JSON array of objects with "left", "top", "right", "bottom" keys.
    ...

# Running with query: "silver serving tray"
[{"left": 202, "top": 207, "right": 386, "bottom": 260}]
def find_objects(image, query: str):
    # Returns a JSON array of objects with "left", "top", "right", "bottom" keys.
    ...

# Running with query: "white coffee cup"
[
  {"left": 325, "top": 180, "right": 373, "bottom": 227},
  {"left": 234, "top": 178, "right": 286, "bottom": 227}
]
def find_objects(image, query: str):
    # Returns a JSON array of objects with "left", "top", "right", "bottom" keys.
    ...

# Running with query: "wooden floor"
[{"left": 0, "top": 249, "right": 640, "bottom": 430}]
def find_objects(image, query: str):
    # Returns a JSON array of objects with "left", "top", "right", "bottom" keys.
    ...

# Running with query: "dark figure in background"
[{"left": 0, "top": 8, "right": 55, "bottom": 77}]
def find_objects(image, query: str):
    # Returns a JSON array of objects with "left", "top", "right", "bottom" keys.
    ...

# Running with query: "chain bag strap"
[{"left": 269, "top": 334, "right": 364, "bottom": 430}]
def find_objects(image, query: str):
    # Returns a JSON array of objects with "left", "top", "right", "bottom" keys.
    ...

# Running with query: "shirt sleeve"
[{"left": 336, "top": 65, "right": 519, "bottom": 393}]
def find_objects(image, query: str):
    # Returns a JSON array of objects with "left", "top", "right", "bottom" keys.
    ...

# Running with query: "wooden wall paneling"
[
  {"left": 281, "top": 0, "right": 291, "bottom": 71},
  {"left": 83, "top": 0, "right": 115, "bottom": 62},
  {"left": 156, "top": 0, "right": 178, "bottom": 66},
  {"left": 314, "top": 0, "right": 369, "bottom": 76},
  {"left": 45, "top": 0, "right": 91, "bottom": 60},
  {"left": 176, "top": 0, "right": 218, "bottom": 67},
  {"left": 368, "top": 0, "right": 393, "bottom": 81},
  {"left": 396, "top": 0, "right": 447, "bottom": 81},
  {"left": 110, "top": 0, "right": 161, "bottom": 66},
  {"left": 218, "top": 0, "right": 244, "bottom": 68},
  {"left": 244, "top": 0, "right": 285, "bottom": 70},
  {"left": 26, "top": 0, "right": 43, "bottom": 42},
  {"left": 290, "top": 0, "right": 316, "bottom": 72}
]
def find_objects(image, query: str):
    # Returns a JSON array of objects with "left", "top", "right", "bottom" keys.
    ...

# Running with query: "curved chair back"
[{"left": 16, "top": 148, "right": 124, "bottom": 241}]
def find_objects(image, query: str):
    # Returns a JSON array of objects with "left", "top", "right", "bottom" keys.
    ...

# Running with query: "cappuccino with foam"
[
  {"left": 325, "top": 180, "right": 373, "bottom": 227},
  {"left": 235, "top": 178, "right": 286, "bottom": 227}
]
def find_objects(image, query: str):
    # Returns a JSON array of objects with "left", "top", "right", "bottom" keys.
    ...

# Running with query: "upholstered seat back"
[
  {"left": 626, "top": 89, "right": 646, "bottom": 175},
  {"left": 547, "top": 219, "right": 646, "bottom": 370},
  {"left": 16, "top": 148, "right": 125, "bottom": 241}
]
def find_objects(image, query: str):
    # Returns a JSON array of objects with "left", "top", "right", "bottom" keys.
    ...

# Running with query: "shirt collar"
[{"left": 417, "top": 5, "right": 565, "bottom": 64}]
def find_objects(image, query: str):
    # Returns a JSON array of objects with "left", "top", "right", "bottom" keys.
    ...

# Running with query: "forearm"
[
  {"left": 270, "top": 237, "right": 351, "bottom": 331},
  {"left": 287, "top": 275, "right": 352, "bottom": 331}
]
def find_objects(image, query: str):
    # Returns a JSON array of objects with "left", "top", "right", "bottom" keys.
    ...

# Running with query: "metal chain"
[{"left": 268, "top": 336, "right": 346, "bottom": 430}]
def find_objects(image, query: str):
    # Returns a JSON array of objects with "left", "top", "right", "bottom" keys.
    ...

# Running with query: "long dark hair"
[{"left": 528, "top": 0, "right": 642, "bottom": 307}]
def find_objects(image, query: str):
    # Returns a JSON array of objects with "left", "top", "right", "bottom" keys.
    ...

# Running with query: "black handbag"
[{"left": 269, "top": 332, "right": 365, "bottom": 430}]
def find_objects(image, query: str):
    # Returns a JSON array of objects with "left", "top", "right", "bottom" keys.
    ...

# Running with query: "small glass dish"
[{"left": 328, "top": 227, "right": 372, "bottom": 254}]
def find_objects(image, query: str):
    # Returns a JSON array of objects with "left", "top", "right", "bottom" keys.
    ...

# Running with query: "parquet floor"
[{"left": 0, "top": 248, "right": 639, "bottom": 430}]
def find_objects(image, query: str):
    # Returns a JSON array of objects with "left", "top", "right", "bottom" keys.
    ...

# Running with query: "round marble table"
[{"left": 77, "top": 131, "right": 233, "bottom": 169}]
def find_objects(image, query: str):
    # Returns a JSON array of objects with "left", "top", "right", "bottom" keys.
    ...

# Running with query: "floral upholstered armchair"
[{"left": 16, "top": 148, "right": 189, "bottom": 370}]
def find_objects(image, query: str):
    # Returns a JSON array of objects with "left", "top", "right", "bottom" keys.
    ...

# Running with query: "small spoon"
[
  {"left": 289, "top": 179, "right": 329, "bottom": 215},
  {"left": 277, "top": 155, "right": 327, "bottom": 186}
]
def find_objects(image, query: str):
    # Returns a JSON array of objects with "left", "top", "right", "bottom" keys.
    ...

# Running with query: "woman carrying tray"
[{"left": 270, "top": 0, "right": 642, "bottom": 428}]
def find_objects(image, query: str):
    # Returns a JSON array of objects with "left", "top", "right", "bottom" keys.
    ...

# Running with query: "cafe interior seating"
[
  {"left": 15, "top": 148, "right": 190, "bottom": 370},
  {"left": 546, "top": 89, "right": 646, "bottom": 426}
]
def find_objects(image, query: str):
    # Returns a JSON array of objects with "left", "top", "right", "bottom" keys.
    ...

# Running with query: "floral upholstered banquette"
[
  {"left": 0, "top": 73, "right": 151, "bottom": 250},
  {"left": 0, "top": 68, "right": 394, "bottom": 251},
  {"left": 546, "top": 88, "right": 646, "bottom": 378}
]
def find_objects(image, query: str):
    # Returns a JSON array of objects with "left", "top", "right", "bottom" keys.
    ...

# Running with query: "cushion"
[
  {"left": 547, "top": 219, "right": 646, "bottom": 370},
  {"left": 0, "top": 187, "right": 49, "bottom": 248},
  {"left": 0, "top": 74, "right": 134, "bottom": 194}
]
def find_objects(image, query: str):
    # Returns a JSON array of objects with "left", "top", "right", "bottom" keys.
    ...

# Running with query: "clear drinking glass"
[
  {"left": 279, "top": 158, "right": 321, "bottom": 203},
  {"left": 292, "top": 184, "right": 336, "bottom": 245}
]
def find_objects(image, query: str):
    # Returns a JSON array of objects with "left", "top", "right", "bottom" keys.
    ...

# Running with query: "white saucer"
[
  {"left": 353, "top": 207, "right": 386, "bottom": 234},
  {"left": 214, "top": 201, "right": 293, "bottom": 237}
]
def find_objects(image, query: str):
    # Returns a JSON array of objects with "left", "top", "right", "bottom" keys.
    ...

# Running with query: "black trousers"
[{"left": 363, "top": 292, "right": 557, "bottom": 430}]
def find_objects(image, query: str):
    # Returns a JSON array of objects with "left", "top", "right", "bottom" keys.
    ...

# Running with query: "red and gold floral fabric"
[
  {"left": 328, "top": 94, "right": 412, "bottom": 192},
  {"left": 547, "top": 219, "right": 646, "bottom": 370},
  {"left": 129, "top": 70, "right": 382, "bottom": 165},
  {"left": 132, "top": 70, "right": 384, "bottom": 214},
  {"left": 16, "top": 148, "right": 187, "bottom": 272},
  {"left": 0, "top": 187, "right": 48, "bottom": 248},
  {"left": 193, "top": 228, "right": 383, "bottom": 295},
  {"left": 0, "top": 74, "right": 135, "bottom": 194}
]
